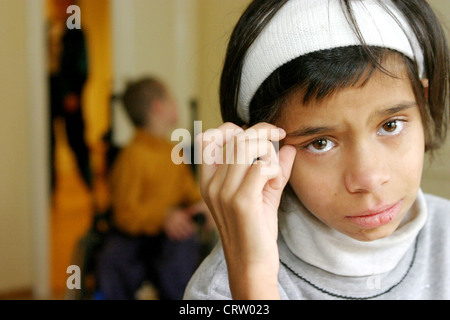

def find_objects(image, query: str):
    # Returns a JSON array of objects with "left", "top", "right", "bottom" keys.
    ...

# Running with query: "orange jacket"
[{"left": 109, "top": 129, "right": 202, "bottom": 236}]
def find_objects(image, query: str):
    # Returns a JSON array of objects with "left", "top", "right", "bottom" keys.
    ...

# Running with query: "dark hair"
[
  {"left": 122, "top": 77, "right": 167, "bottom": 127},
  {"left": 220, "top": 0, "right": 449, "bottom": 152}
]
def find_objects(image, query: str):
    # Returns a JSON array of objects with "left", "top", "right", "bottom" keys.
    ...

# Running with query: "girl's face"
[{"left": 278, "top": 64, "right": 425, "bottom": 241}]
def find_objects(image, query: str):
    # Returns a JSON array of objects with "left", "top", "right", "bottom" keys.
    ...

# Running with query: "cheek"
[
  {"left": 288, "top": 155, "right": 339, "bottom": 216},
  {"left": 392, "top": 122, "right": 425, "bottom": 186}
]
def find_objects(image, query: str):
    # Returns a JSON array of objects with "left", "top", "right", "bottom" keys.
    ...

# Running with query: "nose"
[{"left": 344, "top": 144, "right": 391, "bottom": 194}]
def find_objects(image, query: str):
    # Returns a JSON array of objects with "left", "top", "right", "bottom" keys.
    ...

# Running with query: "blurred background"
[{"left": 0, "top": 0, "right": 448, "bottom": 299}]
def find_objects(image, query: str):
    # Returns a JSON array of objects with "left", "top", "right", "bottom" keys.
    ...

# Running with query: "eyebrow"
[
  {"left": 286, "top": 126, "right": 337, "bottom": 137},
  {"left": 286, "top": 102, "right": 417, "bottom": 138},
  {"left": 368, "top": 102, "right": 417, "bottom": 122}
]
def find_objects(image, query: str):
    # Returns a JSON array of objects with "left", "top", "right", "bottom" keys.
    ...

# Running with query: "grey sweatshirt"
[{"left": 184, "top": 193, "right": 450, "bottom": 300}]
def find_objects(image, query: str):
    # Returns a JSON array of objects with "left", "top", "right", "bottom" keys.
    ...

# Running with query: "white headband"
[{"left": 237, "top": 0, "right": 425, "bottom": 123}]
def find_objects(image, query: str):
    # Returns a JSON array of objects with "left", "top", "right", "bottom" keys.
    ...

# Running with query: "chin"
[{"left": 343, "top": 223, "right": 400, "bottom": 242}]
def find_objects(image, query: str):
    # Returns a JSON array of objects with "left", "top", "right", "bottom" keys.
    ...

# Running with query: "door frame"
[
  {"left": 27, "top": 0, "right": 126, "bottom": 298},
  {"left": 26, "top": 0, "right": 50, "bottom": 298}
]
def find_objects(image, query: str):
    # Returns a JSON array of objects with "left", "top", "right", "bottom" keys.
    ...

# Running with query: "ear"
[{"left": 421, "top": 78, "right": 429, "bottom": 101}]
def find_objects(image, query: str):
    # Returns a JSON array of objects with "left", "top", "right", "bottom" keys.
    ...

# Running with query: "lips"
[{"left": 346, "top": 200, "right": 404, "bottom": 229}]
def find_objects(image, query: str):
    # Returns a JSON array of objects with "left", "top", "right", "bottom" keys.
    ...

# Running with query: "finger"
[
  {"left": 234, "top": 123, "right": 286, "bottom": 150},
  {"left": 221, "top": 138, "right": 279, "bottom": 197},
  {"left": 237, "top": 145, "right": 296, "bottom": 208},
  {"left": 243, "top": 122, "right": 286, "bottom": 140},
  {"left": 199, "top": 124, "right": 244, "bottom": 211},
  {"left": 217, "top": 123, "right": 285, "bottom": 209},
  {"left": 279, "top": 145, "right": 297, "bottom": 180},
  {"left": 231, "top": 124, "right": 285, "bottom": 182},
  {"left": 221, "top": 123, "right": 284, "bottom": 185},
  {"left": 196, "top": 122, "right": 243, "bottom": 191},
  {"left": 236, "top": 159, "right": 281, "bottom": 206},
  {"left": 268, "top": 144, "right": 296, "bottom": 190},
  {"left": 226, "top": 126, "right": 285, "bottom": 163}
]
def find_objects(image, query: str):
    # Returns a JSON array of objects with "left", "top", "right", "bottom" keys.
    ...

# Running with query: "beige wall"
[
  {"left": 196, "top": 0, "right": 251, "bottom": 130},
  {"left": 133, "top": 0, "right": 200, "bottom": 130},
  {"left": 112, "top": 0, "right": 201, "bottom": 146},
  {"left": 0, "top": 0, "right": 34, "bottom": 292},
  {"left": 111, "top": 0, "right": 251, "bottom": 138},
  {"left": 421, "top": 0, "right": 450, "bottom": 199},
  {"left": 114, "top": 0, "right": 251, "bottom": 133}
]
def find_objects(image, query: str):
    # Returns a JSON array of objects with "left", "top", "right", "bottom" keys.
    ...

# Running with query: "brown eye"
[
  {"left": 305, "top": 138, "right": 336, "bottom": 154},
  {"left": 383, "top": 121, "right": 398, "bottom": 132},
  {"left": 378, "top": 119, "right": 405, "bottom": 136},
  {"left": 312, "top": 139, "right": 328, "bottom": 150}
]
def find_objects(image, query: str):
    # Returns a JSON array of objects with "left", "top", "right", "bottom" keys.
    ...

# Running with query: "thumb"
[
  {"left": 262, "top": 145, "right": 296, "bottom": 211},
  {"left": 268, "top": 144, "right": 296, "bottom": 190}
]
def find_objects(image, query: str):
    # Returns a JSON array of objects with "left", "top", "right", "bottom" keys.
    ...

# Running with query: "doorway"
[{"left": 45, "top": 0, "right": 112, "bottom": 296}]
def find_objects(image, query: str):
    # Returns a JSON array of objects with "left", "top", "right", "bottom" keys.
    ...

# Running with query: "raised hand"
[{"left": 196, "top": 122, "right": 296, "bottom": 299}]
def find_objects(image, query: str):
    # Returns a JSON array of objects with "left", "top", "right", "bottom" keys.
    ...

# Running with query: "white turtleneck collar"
[{"left": 278, "top": 188, "right": 427, "bottom": 277}]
